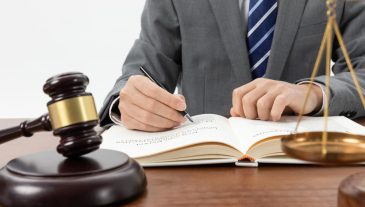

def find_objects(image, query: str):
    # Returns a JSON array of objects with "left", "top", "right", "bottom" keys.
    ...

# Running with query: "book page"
[
  {"left": 228, "top": 116, "right": 365, "bottom": 154},
  {"left": 101, "top": 114, "right": 241, "bottom": 158}
]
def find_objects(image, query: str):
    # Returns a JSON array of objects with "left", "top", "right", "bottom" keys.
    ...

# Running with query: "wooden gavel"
[{"left": 0, "top": 72, "right": 102, "bottom": 158}]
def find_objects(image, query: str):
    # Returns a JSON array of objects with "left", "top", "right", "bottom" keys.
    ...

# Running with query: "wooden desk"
[{"left": 1, "top": 119, "right": 365, "bottom": 207}]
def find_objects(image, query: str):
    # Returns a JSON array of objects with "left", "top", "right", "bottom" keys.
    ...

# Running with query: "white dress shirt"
[{"left": 239, "top": 0, "right": 250, "bottom": 20}]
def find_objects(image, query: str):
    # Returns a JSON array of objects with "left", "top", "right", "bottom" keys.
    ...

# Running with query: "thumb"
[
  {"left": 171, "top": 94, "right": 186, "bottom": 111},
  {"left": 173, "top": 94, "right": 186, "bottom": 111},
  {"left": 176, "top": 94, "right": 186, "bottom": 102}
]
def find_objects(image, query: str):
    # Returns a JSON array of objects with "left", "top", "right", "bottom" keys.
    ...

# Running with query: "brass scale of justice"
[{"left": 281, "top": 0, "right": 365, "bottom": 164}]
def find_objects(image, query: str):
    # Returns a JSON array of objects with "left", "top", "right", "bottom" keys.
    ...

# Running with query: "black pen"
[{"left": 139, "top": 66, "right": 194, "bottom": 123}]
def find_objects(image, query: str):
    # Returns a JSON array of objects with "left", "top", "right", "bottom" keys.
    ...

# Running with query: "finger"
[
  {"left": 271, "top": 94, "right": 289, "bottom": 121},
  {"left": 242, "top": 88, "right": 267, "bottom": 120},
  {"left": 256, "top": 90, "right": 280, "bottom": 121},
  {"left": 230, "top": 107, "right": 240, "bottom": 117},
  {"left": 232, "top": 84, "right": 256, "bottom": 117},
  {"left": 121, "top": 112, "right": 167, "bottom": 132},
  {"left": 120, "top": 101, "right": 180, "bottom": 129},
  {"left": 122, "top": 85, "right": 185, "bottom": 123},
  {"left": 132, "top": 76, "right": 186, "bottom": 111}
]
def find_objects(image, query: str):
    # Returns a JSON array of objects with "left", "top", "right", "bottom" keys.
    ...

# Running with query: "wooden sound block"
[
  {"left": 0, "top": 149, "right": 147, "bottom": 207},
  {"left": 338, "top": 172, "right": 365, "bottom": 207}
]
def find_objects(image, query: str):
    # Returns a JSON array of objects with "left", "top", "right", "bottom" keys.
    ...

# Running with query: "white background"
[{"left": 0, "top": 0, "right": 145, "bottom": 118}]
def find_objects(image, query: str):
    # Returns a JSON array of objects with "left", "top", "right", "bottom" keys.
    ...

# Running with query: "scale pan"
[{"left": 281, "top": 132, "right": 365, "bottom": 164}]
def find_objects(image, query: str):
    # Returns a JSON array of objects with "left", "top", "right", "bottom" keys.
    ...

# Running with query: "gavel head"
[{"left": 43, "top": 72, "right": 102, "bottom": 158}]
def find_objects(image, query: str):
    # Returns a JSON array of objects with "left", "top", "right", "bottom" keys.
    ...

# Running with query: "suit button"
[
  {"left": 344, "top": 111, "right": 356, "bottom": 118},
  {"left": 340, "top": 111, "right": 355, "bottom": 118},
  {"left": 350, "top": 111, "right": 357, "bottom": 118}
]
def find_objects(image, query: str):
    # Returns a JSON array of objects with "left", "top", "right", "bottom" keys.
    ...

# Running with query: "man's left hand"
[{"left": 231, "top": 78, "right": 323, "bottom": 121}]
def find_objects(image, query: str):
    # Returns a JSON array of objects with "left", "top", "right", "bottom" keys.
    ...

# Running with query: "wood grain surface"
[{"left": 1, "top": 118, "right": 365, "bottom": 207}]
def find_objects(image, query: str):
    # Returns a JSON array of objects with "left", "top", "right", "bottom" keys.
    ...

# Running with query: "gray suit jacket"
[{"left": 99, "top": 0, "right": 365, "bottom": 126}]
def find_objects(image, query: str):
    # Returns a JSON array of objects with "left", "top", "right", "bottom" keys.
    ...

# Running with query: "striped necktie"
[{"left": 247, "top": 0, "right": 278, "bottom": 79}]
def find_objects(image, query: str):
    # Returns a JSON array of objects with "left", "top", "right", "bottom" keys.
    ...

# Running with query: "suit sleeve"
[
  {"left": 99, "top": 0, "right": 182, "bottom": 127},
  {"left": 300, "top": 1, "right": 365, "bottom": 119}
]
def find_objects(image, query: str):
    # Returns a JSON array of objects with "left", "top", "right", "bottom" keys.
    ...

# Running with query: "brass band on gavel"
[{"left": 47, "top": 95, "right": 99, "bottom": 130}]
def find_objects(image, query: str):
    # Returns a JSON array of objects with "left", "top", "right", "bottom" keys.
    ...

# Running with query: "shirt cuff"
[
  {"left": 297, "top": 81, "right": 327, "bottom": 116},
  {"left": 109, "top": 96, "right": 123, "bottom": 125}
]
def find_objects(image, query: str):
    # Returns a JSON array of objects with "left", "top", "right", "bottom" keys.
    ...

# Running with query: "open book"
[{"left": 101, "top": 114, "right": 365, "bottom": 167}]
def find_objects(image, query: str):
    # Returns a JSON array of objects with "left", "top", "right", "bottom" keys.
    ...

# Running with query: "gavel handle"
[{"left": 0, "top": 114, "right": 52, "bottom": 144}]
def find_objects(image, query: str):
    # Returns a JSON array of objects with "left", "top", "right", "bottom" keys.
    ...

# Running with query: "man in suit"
[{"left": 99, "top": 0, "right": 365, "bottom": 132}]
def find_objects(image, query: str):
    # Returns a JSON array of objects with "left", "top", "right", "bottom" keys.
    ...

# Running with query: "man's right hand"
[{"left": 119, "top": 75, "right": 187, "bottom": 132}]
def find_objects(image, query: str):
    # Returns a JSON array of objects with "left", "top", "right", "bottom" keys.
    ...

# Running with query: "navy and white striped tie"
[{"left": 247, "top": 0, "right": 278, "bottom": 79}]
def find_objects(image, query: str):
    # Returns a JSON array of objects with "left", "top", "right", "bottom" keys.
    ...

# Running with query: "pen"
[{"left": 139, "top": 66, "right": 194, "bottom": 123}]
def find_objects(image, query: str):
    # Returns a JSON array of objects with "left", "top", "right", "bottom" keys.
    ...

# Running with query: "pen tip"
[{"left": 186, "top": 114, "right": 194, "bottom": 123}]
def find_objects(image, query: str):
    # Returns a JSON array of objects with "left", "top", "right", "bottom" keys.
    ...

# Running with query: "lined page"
[
  {"left": 228, "top": 116, "right": 365, "bottom": 154},
  {"left": 101, "top": 114, "right": 240, "bottom": 158}
]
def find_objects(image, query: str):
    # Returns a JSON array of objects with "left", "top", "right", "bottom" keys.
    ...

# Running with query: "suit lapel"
[
  {"left": 265, "top": 0, "right": 307, "bottom": 80},
  {"left": 209, "top": 0, "right": 252, "bottom": 83}
]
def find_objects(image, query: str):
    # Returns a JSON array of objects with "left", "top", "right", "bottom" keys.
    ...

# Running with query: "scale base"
[
  {"left": 0, "top": 149, "right": 147, "bottom": 207},
  {"left": 338, "top": 172, "right": 365, "bottom": 207}
]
